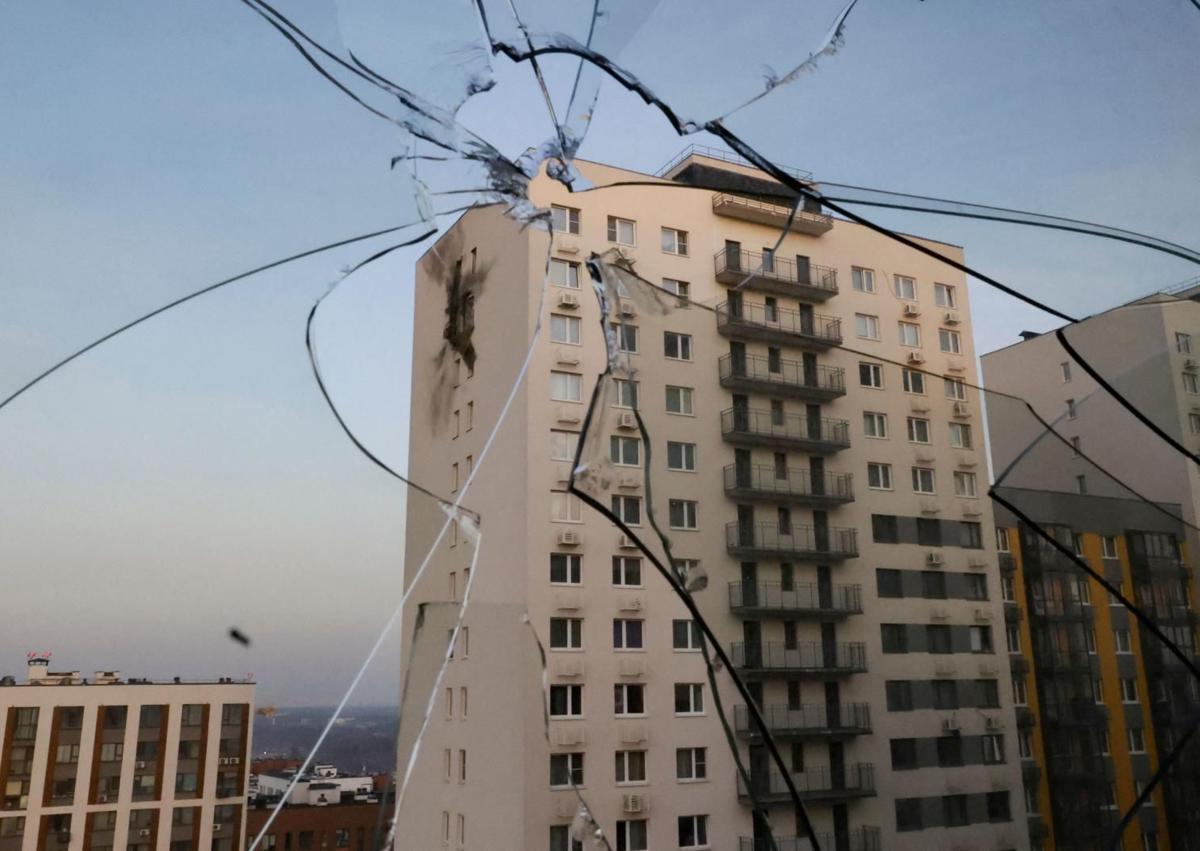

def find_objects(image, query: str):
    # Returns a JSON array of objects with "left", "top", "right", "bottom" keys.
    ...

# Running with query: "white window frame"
[
  {"left": 550, "top": 370, "right": 582, "bottom": 402},
  {"left": 612, "top": 322, "right": 638, "bottom": 354},
  {"left": 1101, "top": 536, "right": 1118, "bottom": 559},
  {"left": 549, "top": 617, "right": 583, "bottom": 650},
  {"left": 855, "top": 313, "right": 880, "bottom": 341},
  {"left": 1184, "top": 372, "right": 1200, "bottom": 395},
  {"left": 1120, "top": 677, "right": 1138, "bottom": 703},
  {"left": 551, "top": 491, "right": 583, "bottom": 523},
  {"left": 610, "top": 435, "right": 641, "bottom": 467},
  {"left": 666, "top": 441, "right": 697, "bottom": 472},
  {"left": 677, "top": 815, "right": 709, "bottom": 851},
  {"left": 550, "top": 314, "right": 581, "bottom": 345},
  {"left": 949, "top": 422, "right": 972, "bottom": 449},
  {"left": 867, "top": 462, "right": 893, "bottom": 491},
  {"left": 672, "top": 620, "right": 702, "bottom": 651},
  {"left": 668, "top": 499, "right": 699, "bottom": 530},
  {"left": 894, "top": 275, "right": 917, "bottom": 300},
  {"left": 551, "top": 430, "right": 580, "bottom": 462},
  {"left": 676, "top": 747, "right": 707, "bottom": 781},
  {"left": 614, "top": 820, "right": 647, "bottom": 851},
  {"left": 660, "top": 227, "right": 688, "bottom": 256},
  {"left": 615, "top": 750, "right": 647, "bottom": 785},
  {"left": 906, "top": 416, "right": 931, "bottom": 444},
  {"left": 549, "top": 684, "right": 583, "bottom": 718},
  {"left": 859, "top": 362, "right": 884, "bottom": 389},
  {"left": 665, "top": 385, "right": 694, "bottom": 415},
  {"left": 614, "top": 684, "right": 646, "bottom": 717},
  {"left": 863, "top": 412, "right": 888, "bottom": 439},
  {"left": 1115, "top": 629, "right": 1132, "bottom": 653},
  {"left": 550, "top": 258, "right": 580, "bottom": 288},
  {"left": 851, "top": 267, "right": 875, "bottom": 293},
  {"left": 664, "top": 331, "right": 693, "bottom": 361},
  {"left": 912, "top": 466, "right": 936, "bottom": 494},
  {"left": 898, "top": 322, "right": 922, "bottom": 348},
  {"left": 934, "top": 283, "right": 956, "bottom": 308},
  {"left": 613, "top": 378, "right": 639, "bottom": 410},
  {"left": 903, "top": 368, "right": 926, "bottom": 394},
  {"left": 939, "top": 328, "right": 962, "bottom": 354},
  {"left": 944, "top": 378, "right": 966, "bottom": 400},
  {"left": 611, "top": 495, "right": 642, "bottom": 526},
  {"left": 674, "top": 683, "right": 704, "bottom": 716},
  {"left": 549, "top": 752, "right": 584, "bottom": 789},
  {"left": 551, "top": 204, "right": 580, "bottom": 234},
  {"left": 954, "top": 470, "right": 978, "bottom": 498},
  {"left": 1128, "top": 728, "right": 1146, "bottom": 754},
  {"left": 1177, "top": 333, "right": 1192, "bottom": 354},
  {"left": 613, "top": 618, "right": 644, "bottom": 651},
  {"left": 607, "top": 216, "right": 636, "bottom": 246},
  {"left": 550, "top": 553, "right": 582, "bottom": 585},
  {"left": 612, "top": 556, "right": 642, "bottom": 588}
]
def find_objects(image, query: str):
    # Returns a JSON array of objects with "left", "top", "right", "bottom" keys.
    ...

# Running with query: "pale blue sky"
[{"left": 1, "top": 1, "right": 1197, "bottom": 705}]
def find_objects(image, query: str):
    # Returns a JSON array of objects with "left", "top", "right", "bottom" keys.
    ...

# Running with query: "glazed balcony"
[
  {"left": 716, "top": 301, "right": 842, "bottom": 349},
  {"left": 728, "top": 582, "right": 862, "bottom": 619},
  {"left": 1030, "top": 596, "right": 1094, "bottom": 622},
  {"left": 715, "top": 249, "right": 838, "bottom": 301},
  {"left": 719, "top": 352, "right": 846, "bottom": 401},
  {"left": 732, "top": 641, "right": 868, "bottom": 677},
  {"left": 712, "top": 192, "right": 834, "bottom": 236},
  {"left": 736, "top": 763, "right": 875, "bottom": 803},
  {"left": 1041, "top": 698, "right": 1108, "bottom": 727},
  {"left": 738, "top": 827, "right": 881, "bottom": 851},
  {"left": 721, "top": 407, "right": 851, "bottom": 454},
  {"left": 726, "top": 521, "right": 858, "bottom": 561},
  {"left": 734, "top": 702, "right": 871, "bottom": 739},
  {"left": 723, "top": 464, "right": 854, "bottom": 507}
]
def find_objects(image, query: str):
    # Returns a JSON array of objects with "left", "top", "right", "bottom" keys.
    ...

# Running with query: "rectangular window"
[
  {"left": 1076, "top": 474, "right": 1088, "bottom": 494},
  {"left": 986, "top": 791, "right": 1011, "bottom": 822},
  {"left": 906, "top": 417, "right": 931, "bottom": 443},
  {"left": 672, "top": 620, "right": 702, "bottom": 651},
  {"left": 614, "top": 379, "right": 639, "bottom": 409},
  {"left": 549, "top": 618, "right": 583, "bottom": 650},
  {"left": 549, "top": 753, "right": 584, "bottom": 788},
  {"left": 923, "top": 570, "right": 948, "bottom": 599},
  {"left": 551, "top": 491, "right": 583, "bottom": 523},
  {"left": 939, "top": 328, "right": 962, "bottom": 354},
  {"left": 954, "top": 470, "right": 978, "bottom": 498},
  {"left": 881, "top": 624, "right": 908, "bottom": 653},
  {"left": 613, "top": 619, "right": 644, "bottom": 650},
  {"left": 615, "top": 750, "right": 647, "bottom": 785},
  {"left": 1190, "top": 413, "right": 1200, "bottom": 434},
  {"left": 1115, "top": 629, "right": 1132, "bottom": 653},
  {"left": 609, "top": 435, "right": 640, "bottom": 467},
  {"left": 660, "top": 227, "right": 688, "bottom": 255},
  {"left": 896, "top": 799, "right": 923, "bottom": 832},
  {"left": 934, "top": 283, "right": 956, "bottom": 307},
  {"left": 872, "top": 514, "right": 899, "bottom": 543},
  {"left": 668, "top": 499, "right": 698, "bottom": 530},
  {"left": 903, "top": 369, "right": 925, "bottom": 394},
  {"left": 550, "top": 314, "right": 581, "bottom": 344},
  {"left": 1006, "top": 625, "right": 1021, "bottom": 653},
  {"left": 607, "top": 216, "right": 635, "bottom": 246},
  {"left": 550, "top": 258, "right": 580, "bottom": 288},
  {"left": 917, "top": 518, "right": 942, "bottom": 546},
  {"left": 674, "top": 684, "right": 704, "bottom": 715},
  {"left": 611, "top": 495, "right": 642, "bottom": 525},
  {"left": 949, "top": 422, "right": 972, "bottom": 449},
  {"left": 551, "top": 430, "right": 579, "bottom": 462},
  {"left": 886, "top": 680, "right": 914, "bottom": 711},
  {"left": 676, "top": 747, "right": 707, "bottom": 781},
  {"left": 937, "top": 736, "right": 965, "bottom": 766},
  {"left": 928, "top": 625, "right": 952, "bottom": 654},
  {"left": 612, "top": 556, "right": 642, "bottom": 587},
  {"left": 549, "top": 684, "right": 583, "bottom": 718},
  {"left": 665, "top": 386, "right": 694, "bottom": 415},
  {"left": 662, "top": 278, "right": 690, "bottom": 304},
  {"left": 663, "top": 331, "right": 692, "bottom": 361},
  {"left": 944, "top": 378, "right": 966, "bottom": 400},
  {"left": 612, "top": 322, "right": 638, "bottom": 353},
  {"left": 863, "top": 412, "right": 888, "bottom": 439},
  {"left": 1129, "top": 728, "right": 1146, "bottom": 753},
  {"left": 912, "top": 466, "right": 936, "bottom": 494},
  {"left": 551, "top": 205, "right": 580, "bottom": 234},
  {"left": 550, "top": 553, "right": 581, "bottom": 585},
  {"left": 615, "top": 820, "right": 647, "bottom": 851},
  {"left": 851, "top": 267, "right": 875, "bottom": 293},
  {"left": 898, "top": 322, "right": 921, "bottom": 347},
  {"left": 944, "top": 795, "right": 969, "bottom": 827},
  {"left": 932, "top": 679, "right": 957, "bottom": 709},
  {"left": 551, "top": 371, "right": 582, "bottom": 402},
  {"left": 677, "top": 816, "right": 707, "bottom": 850},
  {"left": 1102, "top": 536, "right": 1118, "bottom": 558},
  {"left": 666, "top": 441, "right": 697, "bottom": 471},
  {"left": 894, "top": 275, "right": 917, "bottom": 300},
  {"left": 877, "top": 568, "right": 902, "bottom": 598},
  {"left": 1001, "top": 575, "right": 1015, "bottom": 602},
  {"left": 867, "top": 462, "right": 893, "bottom": 491},
  {"left": 969, "top": 625, "right": 993, "bottom": 653},
  {"left": 855, "top": 313, "right": 880, "bottom": 340},
  {"left": 859, "top": 362, "right": 884, "bottom": 388},
  {"left": 614, "top": 684, "right": 645, "bottom": 716},
  {"left": 1185, "top": 372, "right": 1200, "bottom": 394},
  {"left": 1121, "top": 677, "right": 1138, "bottom": 703},
  {"left": 1176, "top": 332, "right": 1192, "bottom": 353}
]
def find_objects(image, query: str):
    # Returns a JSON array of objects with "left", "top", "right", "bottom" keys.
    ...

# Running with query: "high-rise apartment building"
[
  {"left": 402, "top": 147, "right": 1025, "bottom": 850},
  {"left": 0, "top": 658, "right": 253, "bottom": 851}
]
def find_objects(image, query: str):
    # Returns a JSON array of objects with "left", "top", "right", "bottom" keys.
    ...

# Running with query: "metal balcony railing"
[
  {"left": 726, "top": 521, "right": 858, "bottom": 560},
  {"left": 738, "top": 827, "right": 881, "bottom": 851},
  {"left": 715, "top": 249, "right": 838, "bottom": 297},
  {"left": 736, "top": 763, "right": 875, "bottom": 801},
  {"left": 723, "top": 464, "right": 854, "bottom": 504},
  {"left": 655, "top": 144, "right": 814, "bottom": 182},
  {"left": 728, "top": 582, "right": 862, "bottom": 616},
  {"left": 731, "top": 641, "right": 868, "bottom": 674},
  {"left": 719, "top": 352, "right": 846, "bottom": 399},
  {"left": 1030, "top": 596, "right": 1093, "bottom": 620},
  {"left": 734, "top": 702, "right": 871, "bottom": 737},
  {"left": 712, "top": 193, "right": 834, "bottom": 234},
  {"left": 716, "top": 301, "right": 843, "bottom": 347},
  {"left": 721, "top": 407, "right": 851, "bottom": 452}
]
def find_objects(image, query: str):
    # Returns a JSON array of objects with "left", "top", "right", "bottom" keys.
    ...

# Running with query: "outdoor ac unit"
[
  {"left": 926, "top": 552, "right": 945, "bottom": 566},
  {"left": 619, "top": 725, "right": 648, "bottom": 744},
  {"left": 553, "top": 592, "right": 582, "bottom": 611},
  {"left": 974, "top": 608, "right": 993, "bottom": 623},
  {"left": 213, "top": 825, "right": 224, "bottom": 833},
  {"left": 557, "top": 291, "right": 580, "bottom": 309},
  {"left": 985, "top": 716, "right": 1003, "bottom": 731},
  {"left": 946, "top": 358, "right": 966, "bottom": 373},
  {"left": 931, "top": 607, "right": 950, "bottom": 621},
  {"left": 552, "top": 726, "right": 586, "bottom": 746},
  {"left": 907, "top": 351, "right": 926, "bottom": 364},
  {"left": 619, "top": 596, "right": 644, "bottom": 612},
  {"left": 230, "top": 758, "right": 240, "bottom": 765},
  {"left": 617, "top": 658, "right": 646, "bottom": 678},
  {"left": 903, "top": 303, "right": 921, "bottom": 317},
  {"left": 622, "top": 794, "right": 647, "bottom": 814},
  {"left": 558, "top": 530, "right": 581, "bottom": 547},
  {"left": 952, "top": 402, "right": 971, "bottom": 418},
  {"left": 920, "top": 500, "right": 940, "bottom": 515},
  {"left": 138, "top": 829, "right": 152, "bottom": 838},
  {"left": 619, "top": 300, "right": 637, "bottom": 317},
  {"left": 557, "top": 239, "right": 581, "bottom": 255},
  {"left": 942, "top": 718, "right": 961, "bottom": 733},
  {"left": 618, "top": 534, "right": 639, "bottom": 550},
  {"left": 943, "top": 311, "right": 961, "bottom": 325},
  {"left": 218, "top": 757, "right": 230, "bottom": 766},
  {"left": 967, "top": 557, "right": 987, "bottom": 570},
  {"left": 909, "top": 398, "right": 931, "bottom": 413},
  {"left": 617, "top": 476, "right": 641, "bottom": 490},
  {"left": 135, "top": 761, "right": 147, "bottom": 769},
  {"left": 555, "top": 348, "right": 580, "bottom": 366},
  {"left": 617, "top": 411, "right": 638, "bottom": 430},
  {"left": 556, "top": 407, "right": 582, "bottom": 425}
]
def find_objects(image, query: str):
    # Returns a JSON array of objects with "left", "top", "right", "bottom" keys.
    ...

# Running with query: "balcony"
[
  {"left": 1030, "top": 597, "right": 1093, "bottom": 621},
  {"left": 726, "top": 521, "right": 858, "bottom": 561},
  {"left": 717, "top": 301, "right": 842, "bottom": 349},
  {"left": 1015, "top": 707, "right": 1036, "bottom": 728},
  {"left": 1041, "top": 698, "right": 1108, "bottom": 727},
  {"left": 1036, "top": 650, "right": 1099, "bottom": 674},
  {"left": 738, "top": 827, "right": 881, "bottom": 851},
  {"left": 734, "top": 702, "right": 871, "bottom": 739},
  {"left": 719, "top": 353, "right": 846, "bottom": 401},
  {"left": 1009, "top": 654, "right": 1030, "bottom": 676},
  {"left": 999, "top": 553, "right": 1015, "bottom": 573},
  {"left": 715, "top": 249, "right": 838, "bottom": 301},
  {"left": 728, "top": 582, "right": 862, "bottom": 619},
  {"left": 721, "top": 408, "right": 851, "bottom": 454},
  {"left": 724, "top": 464, "right": 854, "bottom": 507},
  {"left": 736, "top": 763, "right": 875, "bottom": 803},
  {"left": 732, "top": 641, "right": 868, "bottom": 677},
  {"left": 712, "top": 192, "right": 834, "bottom": 236}
]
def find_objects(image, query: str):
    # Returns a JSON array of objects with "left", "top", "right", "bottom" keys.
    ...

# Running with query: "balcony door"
[
  {"left": 810, "top": 456, "right": 825, "bottom": 497},
  {"left": 802, "top": 352, "right": 818, "bottom": 389},
  {"left": 743, "top": 621, "right": 762, "bottom": 669},
  {"left": 735, "top": 448, "right": 752, "bottom": 489},
  {"left": 725, "top": 239, "right": 742, "bottom": 272},
  {"left": 738, "top": 504, "right": 755, "bottom": 548},
  {"left": 729, "top": 341, "right": 747, "bottom": 377},
  {"left": 805, "top": 403, "right": 821, "bottom": 440},
  {"left": 741, "top": 562, "right": 758, "bottom": 608}
]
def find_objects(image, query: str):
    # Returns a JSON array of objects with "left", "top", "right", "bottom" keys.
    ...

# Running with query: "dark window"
[
  {"left": 917, "top": 518, "right": 942, "bottom": 547},
  {"left": 876, "top": 569, "right": 903, "bottom": 598},
  {"left": 944, "top": 795, "right": 969, "bottom": 827},
  {"left": 872, "top": 514, "right": 899, "bottom": 543},
  {"left": 932, "top": 680, "right": 957, "bottom": 710},
  {"left": 881, "top": 624, "right": 908, "bottom": 653},
  {"left": 921, "top": 571, "right": 947, "bottom": 599},
  {"left": 987, "top": 791, "right": 1012, "bottom": 822},
  {"left": 896, "top": 799, "right": 923, "bottom": 832},
  {"left": 890, "top": 739, "right": 917, "bottom": 770},
  {"left": 976, "top": 679, "right": 1000, "bottom": 708},
  {"left": 961, "top": 521, "right": 983, "bottom": 549},
  {"left": 927, "top": 625, "right": 952, "bottom": 654},
  {"left": 780, "top": 563, "right": 794, "bottom": 592},
  {"left": 886, "top": 681, "right": 913, "bottom": 711},
  {"left": 966, "top": 574, "right": 988, "bottom": 601},
  {"left": 936, "top": 736, "right": 964, "bottom": 767}
]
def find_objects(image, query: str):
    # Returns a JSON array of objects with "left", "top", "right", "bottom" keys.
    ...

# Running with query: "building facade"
[
  {"left": 244, "top": 800, "right": 383, "bottom": 851},
  {"left": 401, "top": 147, "right": 1026, "bottom": 850},
  {"left": 0, "top": 659, "right": 253, "bottom": 851}
]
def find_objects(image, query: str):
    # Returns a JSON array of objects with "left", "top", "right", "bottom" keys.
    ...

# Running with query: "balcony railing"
[
  {"left": 726, "top": 521, "right": 858, "bottom": 560},
  {"left": 728, "top": 582, "right": 862, "bottom": 617},
  {"left": 731, "top": 641, "right": 868, "bottom": 675},
  {"left": 1035, "top": 650, "right": 1099, "bottom": 673},
  {"left": 734, "top": 702, "right": 871, "bottom": 738},
  {"left": 719, "top": 352, "right": 846, "bottom": 400},
  {"left": 716, "top": 301, "right": 843, "bottom": 348},
  {"left": 715, "top": 249, "right": 838, "bottom": 300},
  {"left": 1030, "top": 596, "right": 1093, "bottom": 620},
  {"left": 736, "top": 763, "right": 875, "bottom": 802},
  {"left": 738, "top": 828, "right": 880, "bottom": 851},
  {"left": 712, "top": 193, "right": 834, "bottom": 235},
  {"left": 721, "top": 407, "right": 851, "bottom": 453},
  {"left": 723, "top": 464, "right": 854, "bottom": 505}
]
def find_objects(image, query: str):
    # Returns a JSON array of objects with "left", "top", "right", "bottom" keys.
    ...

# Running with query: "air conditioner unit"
[
  {"left": 217, "top": 757, "right": 230, "bottom": 766},
  {"left": 985, "top": 716, "right": 1003, "bottom": 731},
  {"left": 557, "top": 239, "right": 581, "bottom": 255},
  {"left": 617, "top": 658, "right": 646, "bottom": 678},
  {"left": 931, "top": 607, "right": 950, "bottom": 621},
  {"left": 617, "top": 411, "right": 638, "bottom": 430},
  {"left": 554, "top": 592, "right": 582, "bottom": 611},
  {"left": 97, "top": 794, "right": 109, "bottom": 804},
  {"left": 946, "top": 358, "right": 966, "bottom": 373},
  {"left": 942, "top": 718, "right": 961, "bottom": 733},
  {"left": 619, "top": 725, "right": 648, "bottom": 744},
  {"left": 557, "top": 291, "right": 580, "bottom": 309},
  {"left": 138, "top": 829, "right": 152, "bottom": 838},
  {"left": 619, "top": 596, "right": 643, "bottom": 612},
  {"left": 212, "top": 825, "right": 224, "bottom": 832},
  {"left": 619, "top": 300, "right": 637, "bottom": 317},
  {"left": 903, "top": 303, "right": 921, "bottom": 317},
  {"left": 956, "top": 454, "right": 976, "bottom": 468},
  {"left": 952, "top": 402, "right": 971, "bottom": 418},
  {"left": 622, "top": 794, "right": 647, "bottom": 814},
  {"left": 555, "top": 348, "right": 580, "bottom": 366},
  {"left": 974, "top": 608, "right": 993, "bottom": 623},
  {"left": 617, "top": 476, "right": 641, "bottom": 490},
  {"left": 926, "top": 552, "right": 945, "bottom": 566},
  {"left": 906, "top": 351, "right": 926, "bottom": 364},
  {"left": 556, "top": 407, "right": 582, "bottom": 425},
  {"left": 967, "top": 556, "right": 987, "bottom": 570},
  {"left": 551, "top": 657, "right": 584, "bottom": 677},
  {"left": 554, "top": 799, "right": 581, "bottom": 819},
  {"left": 230, "top": 757, "right": 240, "bottom": 765},
  {"left": 558, "top": 530, "right": 581, "bottom": 547},
  {"left": 618, "top": 534, "right": 639, "bottom": 550},
  {"left": 920, "top": 500, "right": 940, "bottom": 515},
  {"left": 943, "top": 311, "right": 961, "bottom": 325},
  {"left": 552, "top": 726, "right": 586, "bottom": 746},
  {"left": 135, "top": 761, "right": 147, "bottom": 769}
]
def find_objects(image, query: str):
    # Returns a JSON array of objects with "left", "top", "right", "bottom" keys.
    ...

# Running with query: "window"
[
  {"left": 855, "top": 313, "right": 880, "bottom": 340},
  {"left": 551, "top": 205, "right": 580, "bottom": 234},
  {"left": 894, "top": 275, "right": 917, "bottom": 300},
  {"left": 549, "top": 753, "right": 584, "bottom": 788},
  {"left": 1115, "top": 629, "right": 1132, "bottom": 653},
  {"left": 549, "top": 684, "right": 583, "bottom": 718},
  {"left": 1066, "top": 397, "right": 1077, "bottom": 419},
  {"left": 961, "top": 521, "right": 983, "bottom": 549},
  {"left": 1018, "top": 731, "right": 1033, "bottom": 759},
  {"left": 912, "top": 466, "right": 935, "bottom": 494},
  {"left": 549, "top": 551, "right": 581, "bottom": 584},
  {"left": 665, "top": 386, "right": 694, "bottom": 415},
  {"left": 550, "top": 314, "right": 581, "bottom": 344},
  {"left": 867, "top": 462, "right": 893, "bottom": 490},
  {"left": 928, "top": 624, "right": 952, "bottom": 654},
  {"left": 969, "top": 625, "right": 993, "bottom": 653},
  {"left": 1005, "top": 625, "right": 1021, "bottom": 653},
  {"left": 859, "top": 361, "right": 884, "bottom": 388},
  {"left": 661, "top": 227, "right": 688, "bottom": 255},
  {"left": 881, "top": 624, "right": 908, "bottom": 653},
  {"left": 895, "top": 799, "right": 923, "bottom": 832},
  {"left": 996, "top": 528, "right": 1010, "bottom": 552},
  {"left": 986, "top": 791, "right": 1011, "bottom": 822},
  {"left": 673, "top": 620, "right": 701, "bottom": 651},
  {"left": 949, "top": 422, "right": 972, "bottom": 448},
  {"left": 667, "top": 441, "right": 696, "bottom": 471},
  {"left": 934, "top": 283, "right": 956, "bottom": 307},
  {"left": 764, "top": 298, "right": 779, "bottom": 322},
  {"left": 615, "top": 751, "right": 646, "bottom": 785},
  {"left": 669, "top": 499, "right": 698, "bottom": 530},
  {"left": 872, "top": 514, "right": 899, "bottom": 543},
  {"left": 607, "top": 216, "right": 635, "bottom": 246},
  {"left": 549, "top": 258, "right": 582, "bottom": 292},
  {"left": 662, "top": 278, "right": 690, "bottom": 304},
  {"left": 551, "top": 491, "right": 583, "bottom": 523},
  {"left": 550, "top": 827, "right": 583, "bottom": 851},
  {"left": 615, "top": 820, "right": 647, "bottom": 851},
  {"left": 938, "top": 328, "right": 962, "bottom": 354},
  {"left": 863, "top": 412, "right": 888, "bottom": 439},
  {"left": 907, "top": 417, "right": 931, "bottom": 443},
  {"left": 1075, "top": 474, "right": 1088, "bottom": 495},
  {"left": 1102, "top": 536, "right": 1118, "bottom": 558},
  {"left": 944, "top": 377, "right": 966, "bottom": 401},
  {"left": 886, "top": 680, "right": 914, "bottom": 711},
  {"left": 903, "top": 368, "right": 926, "bottom": 394},
  {"left": 609, "top": 435, "right": 641, "bottom": 467},
  {"left": 663, "top": 331, "right": 692, "bottom": 361},
  {"left": 978, "top": 679, "right": 1000, "bottom": 708},
  {"left": 549, "top": 618, "right": 583, "bottom": 650},
  {"left": 1001, "top": 575, "right": 1015, "bottom": 602},
  {"left": 1190, "top": 413, "right": 1200, "bottom": 434},
  {"left": 612, "top": 556, "right": 642, "bottom": 587},
  {"left": 876, "top": 569, "right": 902, "bottom": 598},
  {"left": 611, "top": 495, "right": 641, "bottom": 525},
  {"left": 1176, "top": 332, "right": 1192, "bottom": 354},
  {"left": 676, "top": 747, "right": 707, "bottom": 781},
  {"left": 1013, "top": 677, "right": 1028, "bottom": 705},
  {"left": 954, "top": 471, "right": 978, "bottom": 498},
  {"left": 890, "top": 738, "right": 917, "bottom": 770},
  {"left": 1184, "top": 372, "right": 1200, "bottom": 394},
  {"left": 898, "top": 322, "right": 921, "bottom": 347},
  {"left": 943, "top": 795, "right": 969, "bottom": 827},
  {"left": 1129, "top": 728, "right": 1146, "bottom": 753},
  {"left": 1143, "top": 832, "right": 1159, "bottom": 851},
  {"left": 921, "top": 570, "right": 947, "bottom": 600},
  {"left": 982, "top": 734, "right": 1004, "bottom": 765},
  {"left": 1121, "top": 678, "right": 1138, "bottom": 703},
  {"left": 674, "top": 684, "right": 704, "bottom": 715},
  {"left": 852, "top": 267, "right": 875, "bottom": 293},
  {"left": 614, "top": 684, "right": 645, "bottom": 716},
  {"left": 614, "top": 379, "right": 639, "bottom": 409},
  {"left": 613, "top": 322, "right": 638, "bottom": 353},
  {"left": 937, "top": 736, "right": 965, "bottom": 766},
  {"left": 551, "top": 371, "right": 582, "bottom": 402},
  {"left": 677, "top": 816, "right": 707, "bottom": 850},
  {"left": 613, "top": 619, "right": 644, "bottom": 650}
]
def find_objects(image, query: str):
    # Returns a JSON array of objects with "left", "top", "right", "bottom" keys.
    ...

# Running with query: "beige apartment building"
[
  {"left": 0, "top": 658, "right": 253, "bottom": 851},
  {"left": 402, "top": 147, "right": 1026, "bottom": 851}
]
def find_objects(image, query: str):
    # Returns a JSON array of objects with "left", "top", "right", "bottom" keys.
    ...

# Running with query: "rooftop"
[{"left": 1, "top": 656, "right": 254, "bottom": 687}]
